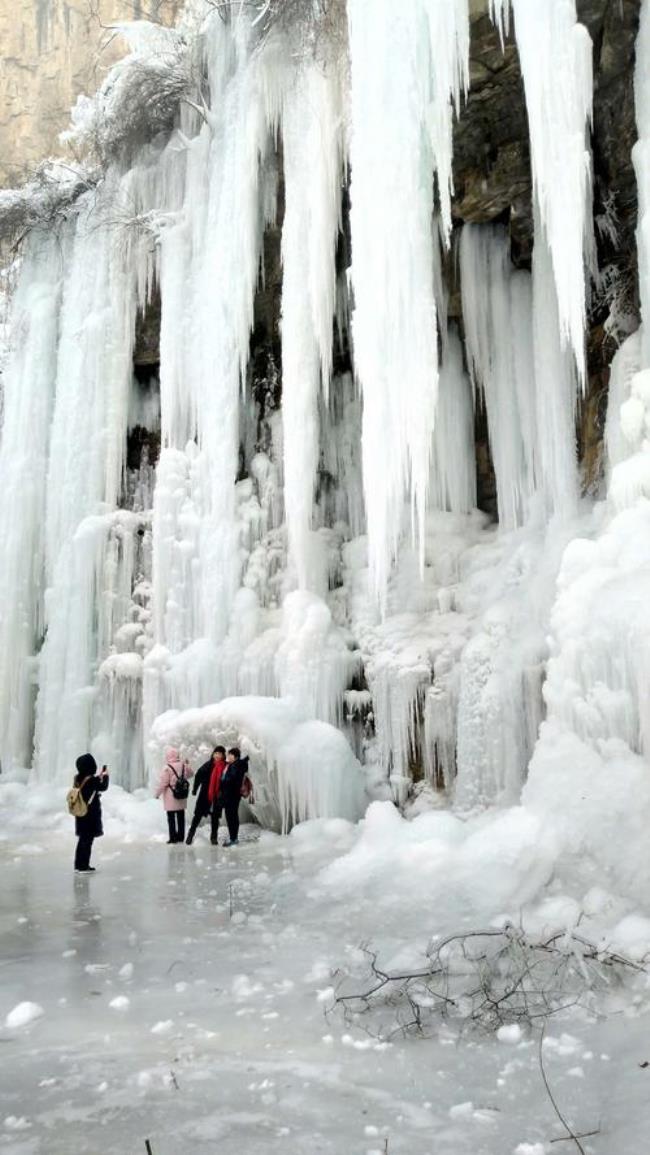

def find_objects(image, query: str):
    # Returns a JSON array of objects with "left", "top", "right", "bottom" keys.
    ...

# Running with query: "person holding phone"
[{"left": 72, "top": 754, "right": 109, "bottom": 873}]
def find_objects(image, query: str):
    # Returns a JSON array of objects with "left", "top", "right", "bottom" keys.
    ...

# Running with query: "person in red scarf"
[{"left": 185, "top": 746, "right": 226, "bottom": 846}]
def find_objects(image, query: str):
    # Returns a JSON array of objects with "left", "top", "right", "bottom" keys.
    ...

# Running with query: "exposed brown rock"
[{"left": 0, "top": 0, "right": 183, "bottom": 189}]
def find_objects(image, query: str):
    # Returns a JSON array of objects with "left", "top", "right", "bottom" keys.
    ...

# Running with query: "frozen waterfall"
[{"left": 0, "top": 0, "right": 648, "bottom": 848}]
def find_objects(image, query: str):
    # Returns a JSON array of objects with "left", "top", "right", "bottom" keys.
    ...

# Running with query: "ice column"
[
  {"left": 156, "top": 134, "right": 198, "bottom": 451},
  {"left": 281, "top": 54, "right": 343, "bottom": 588},
  {"left": 460, "top": 224, "right": 530, "bottom": 529},
  {"left": 149, "top": 15, "right": 281, "bottom": 678},
  {"left": 275, "top": 591, "right": 357, "bottom": 726},
  {"left": 503, "top": 0, "right": 593, "bottom": 382},
  {"left": 423, "top": 1, "right": 470, "bottom": 243},
  {"left": 34, "top": 183, "right": 140, "bottom": 776},
  {"left": 531, "top": 212, "right": 579, "bottom": 520},
  {"left": 94, "top": 511, "right": 150, "bottom": 788},
  {"left": 192, "top": 20, "right": 280, "bottom": 647},
  {"left": 346, "top": 0, "right": 469, "bottom": 608},
  {"left": 461, "top": 221, "right": 577, "bottom": 525},
  {"left": 0, "top": 232, "right": 66, "bottom": 769},
  {"left": 149, "top": 126, "right": 210, "bottom": 698},
  {"left": 318, "top": 372, "right": 365, "bottom": 538},
  {"left": 430, "top": 327, "right": 476, "bottom": 514},
  {"left": 44, "top": 187, "right": 137, "bottom": 580}
]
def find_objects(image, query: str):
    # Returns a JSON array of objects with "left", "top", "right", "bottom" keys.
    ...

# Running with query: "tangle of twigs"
[{"left": 330, "top": 924, "right": 647, "bottom": 1041}]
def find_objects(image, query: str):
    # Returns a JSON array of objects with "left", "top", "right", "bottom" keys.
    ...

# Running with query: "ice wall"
[
  {"left": 520, "top": 6, "right": 650, "bottom": 895},
  {"left": 0, "top": 232, "right": 65, "bottom": 769},
  {"left": 33, "top": 180, "right": 146, "bottom": 778},
  {"left": 523, "top": 342, "right": 650, "bottom": 895}
]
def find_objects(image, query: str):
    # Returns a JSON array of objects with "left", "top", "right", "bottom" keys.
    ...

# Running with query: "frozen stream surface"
[{"left": 1, "top": 818, "right": 649, "bottom": 1155}]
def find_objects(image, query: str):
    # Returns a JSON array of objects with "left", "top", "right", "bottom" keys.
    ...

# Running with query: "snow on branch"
[
  {"left": 63, "top": 23, "right": 197, "bottom": 168},
  {"left": 2, "top": 2, "right": 344, "bottom": 252},
  {"left": 0, "top": 162, "right": 98, "bottom": 249},
  {"left": 232, "top": 0, "right": 347, "bottom": 58}
]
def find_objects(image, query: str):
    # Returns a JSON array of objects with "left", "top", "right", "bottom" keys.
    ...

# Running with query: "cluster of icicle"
[{"left": 0, "top": 0, "right": 632, "bottom": 825}]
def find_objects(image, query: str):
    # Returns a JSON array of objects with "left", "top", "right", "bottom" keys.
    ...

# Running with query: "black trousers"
[
  {"left": 75, "top": 835, "right": 94, "bottom": 870},
  {"left": 186, "top": 804, "right": 222, "bottom": 844},
  {"left": 167, "top": 811, "right": 185, "bottom": 843},
  {"left": 224, "top": 800, "right": 240, "bottom": 843}
]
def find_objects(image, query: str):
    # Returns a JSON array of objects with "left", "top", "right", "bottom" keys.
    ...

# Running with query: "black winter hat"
[{"left": 75, "top": 753, "right": 97, "bottom": 777}]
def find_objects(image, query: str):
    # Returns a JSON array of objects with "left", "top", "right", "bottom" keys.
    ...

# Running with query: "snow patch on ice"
[{"left": 5, "top": 1002, "right": 44, "bottom": 1029}]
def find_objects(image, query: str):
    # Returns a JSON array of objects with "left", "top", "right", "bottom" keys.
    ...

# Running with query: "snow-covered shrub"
[
  {"left": 0, "top": 162, "right": 96, "bottom": 249},
  {"left": 63, "top": 24, "right": 198, "bottom": 168}
]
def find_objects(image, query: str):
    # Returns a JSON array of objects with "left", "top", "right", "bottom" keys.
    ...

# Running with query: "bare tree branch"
[
  {"left": 331, "top": 926, "right": 645, "bottom": 1042},
  {"left": 539, "top": 1023, "right": 589, "bottom": 1155}
]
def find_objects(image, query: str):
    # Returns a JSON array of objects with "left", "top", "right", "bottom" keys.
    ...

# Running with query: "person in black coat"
[
  {"left": 186, "top": 746, "right": 226, "bottom": 846},
  {"left": 219, "top": 747, "right": 249, "bottom": 846},
  {"left": 73, "top": 753, "right": 109, "bottom": 872}
]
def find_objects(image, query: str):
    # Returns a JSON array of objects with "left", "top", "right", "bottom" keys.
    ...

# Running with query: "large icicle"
[
  {"left": 460, "top": 223, "right": 531, "bottom": 529},
  {"left": 423, "top": 1, "right": 470, "bottom": 244},
  {"left": 0, "top": 233, "right": 66, "bottom": 769},
  {"left": 346, "top": 0, "right": 468, "bottom": 609},
  {"left": 195, "top": 20, "right": 281, "bottom": 648},
  {"left": 147, "top": 14, "right": 283, "bottom": 723},
  {"left": 460, "top": 222, "right": 578, "bottom": 526},
  {"left": 429, "top": 326, "right": 476, "bottom": 515},
  {"left": 501, "top": 0, "right": 593, "bottom": 382},
  {"left": 280, "top": 53, "right": 343, "bottom": 588},
  {"left": 531, "top": 212, "right": 579, "bottom": 520}
]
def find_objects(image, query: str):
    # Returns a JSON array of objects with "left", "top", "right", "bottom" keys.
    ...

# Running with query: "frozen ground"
[{"left": 1, "top": 793, "right": 649, "bottom": 1155}]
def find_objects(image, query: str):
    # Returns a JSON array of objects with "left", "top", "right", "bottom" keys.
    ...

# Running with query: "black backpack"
[{"left": 169, "top": 765, "right": 189, "bottom": 801}]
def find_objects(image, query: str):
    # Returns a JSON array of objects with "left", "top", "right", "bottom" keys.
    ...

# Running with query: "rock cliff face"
[{"left": 0, "top": 0, "right": 182, "bottom": 188}]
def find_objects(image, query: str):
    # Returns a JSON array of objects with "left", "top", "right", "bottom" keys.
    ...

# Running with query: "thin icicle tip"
[{"left": 489, "top": 0, "right": 510, "bottom": 48}]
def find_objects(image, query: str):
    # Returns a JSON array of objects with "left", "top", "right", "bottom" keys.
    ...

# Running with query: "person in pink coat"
[{"left": 155, "top": 748, "right": 194, "bottom": 844}]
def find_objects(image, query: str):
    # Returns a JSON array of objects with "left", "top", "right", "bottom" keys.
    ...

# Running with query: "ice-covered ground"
[{"left": 1, "top": 788, "right": 649, "bottom": 1155}]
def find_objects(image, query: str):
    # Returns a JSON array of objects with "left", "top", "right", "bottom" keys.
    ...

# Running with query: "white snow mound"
[{"left": 5, "top": 1002, "right": 44, "bottom": 1029}]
